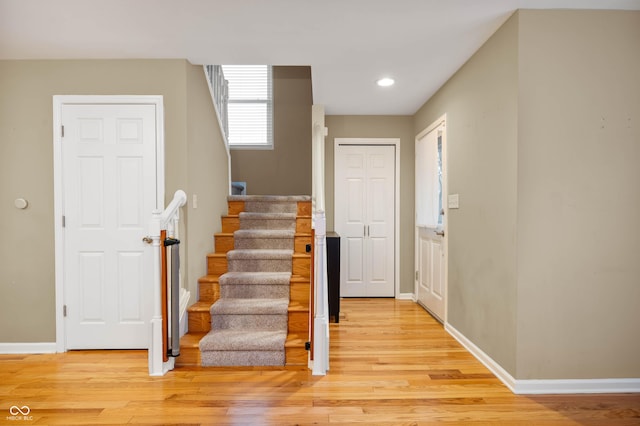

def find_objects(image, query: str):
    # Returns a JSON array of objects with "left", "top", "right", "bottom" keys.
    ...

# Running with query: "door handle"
[
  {"left": 435, "top": 230, "right": 445, "bottom": 237},
  {"left": 142, "top": 236, "right": 153, "bottom": 244}
]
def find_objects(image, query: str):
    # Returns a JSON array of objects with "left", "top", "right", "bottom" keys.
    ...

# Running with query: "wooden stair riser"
[
  {"left": 175, "top": 333, "right": 205, "bottom": 367},
  {"left": 297, "top": 201, "right": 311, "bottom": 216},
  {"left": 288, "top": 311, "right": 309, "bottom": 334},
  {"left": 290, "top": 281, "right": 310, "bottom": 306},
  {"left": 294, "top": 235, "right": 312, "bottom": 254},
  {"left": 296, "top": 217, "right": 311, "bottom": 234},
  {"left": 221, "top": 216, "right": 240, "bottom": 233},
  {"left": 207, "top": 254, "right": 228, "bottom": 275},
  {"left": 214, "top": 234, "right": 234, "bottom": 253},
  {"left": 228, "top": 200, "right": 245, "bottom": 215},
  {"left": 285, "top": 346, "right": 308, "bottom": 365},
  {"left": 293, "top": 255, "right": 311, "bottom": 278},
  {"left": 198, "top": 279, "right": 220, "bottom": 303},
  {"left": 176, "top": 346, "right": 201, "bottom": 366},
  {"left": 188, "top": 310, "right": 211, "bottom": 333}
]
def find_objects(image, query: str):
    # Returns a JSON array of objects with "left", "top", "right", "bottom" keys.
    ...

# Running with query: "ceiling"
[{"left": 1, "top": 0, "right": 638, "bottom": 115}]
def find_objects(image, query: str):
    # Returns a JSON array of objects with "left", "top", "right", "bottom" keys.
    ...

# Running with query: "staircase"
[{"left": 177, "top": 195, "right": 312, "bottom": 367}]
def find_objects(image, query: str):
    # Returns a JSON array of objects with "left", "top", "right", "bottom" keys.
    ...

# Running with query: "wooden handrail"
[{"left": 161, "top": 230, "right": 168, "bottom": 363}]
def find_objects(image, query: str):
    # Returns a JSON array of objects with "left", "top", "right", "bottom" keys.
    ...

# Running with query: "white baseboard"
[
  {"left": 396, "top": 292, "right": 414, "bottom": 300},
  {"left": 513, "top": 378, "right": 640, "bottom": 394},
  {"left": 0, "top": 342, "right": 57, "bottom": 354},
  {"left": 445, "top": 324, "right": 640, "bottom": 395}
]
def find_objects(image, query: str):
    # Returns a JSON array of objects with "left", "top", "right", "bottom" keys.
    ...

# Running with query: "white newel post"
[
  {"left": 311, "top": 105, "right": 329, "bottom": 375},
  {"left": 312, "top": 210, "right": 329, "bottom": 375}
]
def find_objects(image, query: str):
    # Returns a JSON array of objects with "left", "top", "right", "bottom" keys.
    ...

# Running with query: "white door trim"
[
  {"left": 52, "top": 95, "right": 165, "bottom": 352},
  {"left": 414, "top": 114, "right": 447, "bottom": 322},
  {"left": 334, "top": 137, "right": 400, "bottom": 298}
]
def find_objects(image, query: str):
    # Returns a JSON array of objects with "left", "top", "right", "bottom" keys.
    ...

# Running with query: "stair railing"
[
  {"left": 311, "top": 105, "right": 329, "bottom": 375},
  {"left": 203, "top": 65, "right": 232, "bottom": 195},
  {"left": 147, "top": 189, "right": 187, "bottom": 376},
  {"left": 204, "top": 65, "right": 229, "bottom": 140}
]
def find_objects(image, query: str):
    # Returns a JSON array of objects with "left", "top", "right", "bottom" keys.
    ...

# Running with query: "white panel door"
[
  {"left": 417, "top": 227, "right": 445, "bottom": 321},
  {"left": 335, "top": 144, "right": 395, "bottom": 297},
  {"left": 62, "top": 103, "right": 157, "bottom": 349},
  {"left": 415, "top": 122, "right": 446, "bottom": 321}
]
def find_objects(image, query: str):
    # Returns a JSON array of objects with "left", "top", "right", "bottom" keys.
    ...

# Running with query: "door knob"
[{"left": 142, "top": 236, "right": 153, "bottom": 244}]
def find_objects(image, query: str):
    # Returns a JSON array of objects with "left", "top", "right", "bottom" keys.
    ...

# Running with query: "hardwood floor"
[{"left": 1, "top": 299, "right": 638, "bottom": 425}]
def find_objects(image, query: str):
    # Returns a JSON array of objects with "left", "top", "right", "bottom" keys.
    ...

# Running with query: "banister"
[
  {"left": 148, "top": 189, "right": 187, "bottom": 376},
  {"left": 159, "top": 189, "right": 187, "bottom": 227}
]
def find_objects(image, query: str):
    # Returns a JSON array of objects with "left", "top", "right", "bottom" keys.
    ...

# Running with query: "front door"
[
  {"left": 415, "top": 119, "right": 446, "bottom": 321},
  {"left": 335, "top": 142, "right": 395, "bottom": 297},
  {"left": 60, "top": 101, "right": 159, "bottom": 349}
]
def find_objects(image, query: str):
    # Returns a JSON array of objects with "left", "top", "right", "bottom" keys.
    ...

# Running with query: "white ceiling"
[{"left": 1, "top": 0, "right": 638, "bottom": 115}]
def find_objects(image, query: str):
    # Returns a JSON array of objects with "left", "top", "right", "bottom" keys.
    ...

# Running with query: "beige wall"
[
  {"left": 414, "top": 9, "right": 640, "bottom": 380},
  {"left": 185, "top": 64, "right": 232, "bottom": 306},
  {"left": 414, "top": 14, "right": 520, "bottom": 374},
  {"left": 324, "top": 115, "right": 415, "bottom": 295},
  {"left": 231, "top": 66, "right": 312, "bottom": 195},
  {"left": 515, "top": 10, "right": 640, "bottom": 379},
  {"left": 0, "top": 59, "right": 229, "bottom": 343}
]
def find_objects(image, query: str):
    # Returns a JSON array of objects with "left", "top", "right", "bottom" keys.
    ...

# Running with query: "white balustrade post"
[{"left": 311, "top": 105, "right": 329, "bottom": 375}]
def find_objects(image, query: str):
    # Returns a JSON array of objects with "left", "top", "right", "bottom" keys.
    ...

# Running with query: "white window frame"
[{"left": 223, "top": 65, "right": 274, "bottom": 150}]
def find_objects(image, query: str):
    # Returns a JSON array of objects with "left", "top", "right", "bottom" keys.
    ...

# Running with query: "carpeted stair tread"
[
  {"left": 227, "top": 249, "right": 293, "bottom": 260},
  {"left": 234, "top": 229, "right": 295, "bottom": 238},
  {"left": 220, "top": 271, "right": 291, "bottom": 286},
  {"left": 199, "top": 330, "right": 287, "bottom": 351},
  {"left": 239, "top": 212, "right": 296, "bottom": 220},
  {"left": 210, "top": 298, "right": 289, "bottom": 315},
  {"left": 198, "top": 194, "right": 308, "bottom": 367},
  {"left": 228, "top": 195, "right": 311, "bottom": 202},
  {"left": 234, "top": 229, "right": 295, "bottom": 250}
]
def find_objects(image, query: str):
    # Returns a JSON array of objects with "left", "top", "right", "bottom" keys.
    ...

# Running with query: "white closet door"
[
  {"left": 62, "top": 103, "right": 158, "bottom": 349},
  {"left": 335, "top": 144, "right": 395, "bottom": 297}
]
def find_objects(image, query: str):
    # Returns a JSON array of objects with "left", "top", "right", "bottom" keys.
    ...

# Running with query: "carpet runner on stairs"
[{"left": 199, "top": 196, "right": 303, "bottom": 366}]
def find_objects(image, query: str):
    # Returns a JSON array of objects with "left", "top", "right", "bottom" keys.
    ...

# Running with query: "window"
[{"left": 221, "top": 65, "right": 273, "bottom": 149}]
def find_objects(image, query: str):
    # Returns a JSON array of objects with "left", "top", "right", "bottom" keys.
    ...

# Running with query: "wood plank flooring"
[{"left": 1, "top": 299, "right": 639, "bottom": 425}]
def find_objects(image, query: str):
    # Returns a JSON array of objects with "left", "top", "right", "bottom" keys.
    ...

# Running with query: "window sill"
[{"left": 229, "top": 144, "right": 274, "bottom": 151}]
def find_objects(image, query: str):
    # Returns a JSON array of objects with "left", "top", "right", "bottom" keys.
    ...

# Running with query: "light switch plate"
[{"left": 448, "top": 194, "right": 459, "bottom": 209}]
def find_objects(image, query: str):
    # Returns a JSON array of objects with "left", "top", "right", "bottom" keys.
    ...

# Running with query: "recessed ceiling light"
[{"left": 376, "top": 77, "right": 395, "bottom": 87}]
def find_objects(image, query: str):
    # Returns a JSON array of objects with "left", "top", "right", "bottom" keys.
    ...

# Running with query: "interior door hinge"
[
  {"left": 61, "top": 125, "right": 65, "bottom": 138},
  {"left": 63, "top": 305, "right": 67, "bottom": 317},
  {"left": 415, "top": 270, "right": 419, "bottom": 280},
  {"left": 62, "top": 215, "right": 66, "bottom": 228}
]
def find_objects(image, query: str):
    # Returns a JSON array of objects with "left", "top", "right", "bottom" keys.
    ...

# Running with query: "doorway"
[
  {"left": 53, "top": 96, "right": 164, "bottom": 350},
  {"left": 415, "top": 116, "right": 447, "bottom": 322},
  {"left": 334, "top": 138, "right": 399, "bottom": 297}
]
